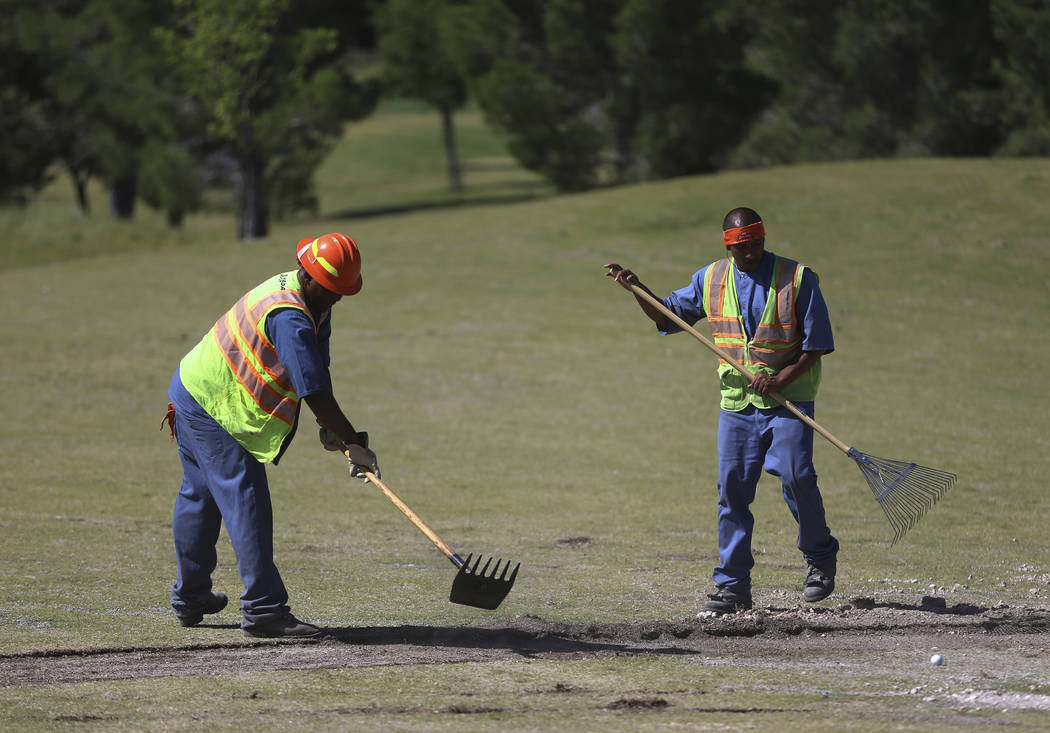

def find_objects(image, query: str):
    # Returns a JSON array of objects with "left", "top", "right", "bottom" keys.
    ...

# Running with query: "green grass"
[
  {"left": 2, "top": 97, "right": 1049, "bottom": 729},
  {"left": 6, "top": 654, "right": 1047, "bottom": 732}
]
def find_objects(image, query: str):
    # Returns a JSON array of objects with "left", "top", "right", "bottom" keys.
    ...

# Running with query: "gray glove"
[
  {"left": 346, "top": 441, "right": 380, "bottom": 483},
  {"left": 319, "top": 425, "right": 343, "bottom": 451}
]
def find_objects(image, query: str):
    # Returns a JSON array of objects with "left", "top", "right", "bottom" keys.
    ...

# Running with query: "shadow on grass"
[
  {"left": 847, "top": 597, "right": 990, "bottom": 615},
  {"left": 321, "top": 624, "right": 694, "bottom": 657},
  {"left": 322, "top": 185, "right": 552, "bottom": 222}
]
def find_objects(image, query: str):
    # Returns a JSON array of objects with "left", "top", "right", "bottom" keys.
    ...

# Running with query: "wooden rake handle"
[
  {"left": 626, "top": 283, "right": 852, "bottom": 455},
  {"left": 343, "top": 449, "right": 463, "bottom": 567}
]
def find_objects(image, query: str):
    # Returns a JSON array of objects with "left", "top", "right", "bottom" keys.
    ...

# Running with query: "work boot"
[
  {"left": 243, "top": 613, "right": 322, "bottom": 639},
  {"left": 175, "top": 591, "right": 229, "bottom": 627},
  {"left": 701, "top": 587, "right": 753, "bottom": 615},
  {"left": 803, "top": 564, "right": 836, "bottom": 602}
]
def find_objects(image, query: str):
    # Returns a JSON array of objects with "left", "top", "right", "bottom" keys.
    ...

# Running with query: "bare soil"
[{"left": 3, "top": 598, "right": 1048, "bottom": 690}]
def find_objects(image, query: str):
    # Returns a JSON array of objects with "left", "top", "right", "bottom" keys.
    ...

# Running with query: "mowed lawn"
[{"left": 1, "top": 100, "right": 1048, "bottom": 729}]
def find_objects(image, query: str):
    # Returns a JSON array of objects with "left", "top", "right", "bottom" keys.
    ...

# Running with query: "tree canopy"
[{"left": 3, "top": 0, "right": 1047, "bottom": 224}]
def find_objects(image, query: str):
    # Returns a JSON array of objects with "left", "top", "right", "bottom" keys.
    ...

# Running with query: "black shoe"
[
  {"left": 243, "top": 613, "right": 321, "bottom": 639},
  {"left": 176, "top": 591, "right": 229, "bottom": 627},
  {"left": 701, "top": 587, "right": 753, "bottom": 615},
  {"left": 803, "top": 564, "right": 836, "bottom": 602}
]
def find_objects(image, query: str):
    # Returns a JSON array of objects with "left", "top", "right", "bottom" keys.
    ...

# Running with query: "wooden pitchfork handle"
[
  {"left": 343, "top": 449, "right": 465, "bottom": 569},
  {"left": 626, "top": 283, "right": 852, "bottom": 456}
]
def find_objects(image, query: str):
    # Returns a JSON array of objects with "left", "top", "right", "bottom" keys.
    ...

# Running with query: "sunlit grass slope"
[{"left": 2, "top": 97, "right": 1048, "bottom": 657}]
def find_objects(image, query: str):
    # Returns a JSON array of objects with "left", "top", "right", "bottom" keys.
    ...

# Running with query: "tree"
[
  {"left": 0, "top": 0, "right": 56, "bottom": 205},
  {"left": 158, "top": 0, "right": 379, "bottom": 239},
  {"left": 444, "top": 0, "right": 608, "bottom": 191},
  {"left": 82, "top": 0, "right": 182, "bottom": 219},
  {"left": 991, "top": 0, "right": 1050, "bottom": 155},
  {"left": 375, "top": 0, "right": 468, "bottom": 190},
  {"left": 444, "top": 0, "right": 771, "bottom": 191},
  {"left": 12, "top": 0, "right": 184, "bottom": 218},
  {"left": 612, "top": 0, "right": 774, "bottom": 177},
  {"left": 729, "top": 0, "right": 1006, "bottom": 168},
  {"left": 10, "top": 0, "right": 99, "bottom": 213},
  {"left": 138, "top": 140, "right": 202, "bottom": 227}
]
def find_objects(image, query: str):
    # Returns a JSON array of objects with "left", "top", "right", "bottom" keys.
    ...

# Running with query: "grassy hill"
[{"left": 2, "top": 100, "right": 1049, "bottom": 727}]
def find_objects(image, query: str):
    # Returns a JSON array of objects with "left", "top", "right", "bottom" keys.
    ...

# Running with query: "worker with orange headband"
[
  {"left": 605, "top": 207, "right": 838, "bottom": 614},
  {"left": 162, "top": 233, "right": 379, "bottom": 637}
]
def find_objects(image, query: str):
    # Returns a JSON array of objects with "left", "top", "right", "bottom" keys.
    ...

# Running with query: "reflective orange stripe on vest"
[
  {"left": 210, "top": 289, "right": 315, "bottom": 426},
  {"left": 704, "top": 259, "right": 747, "bottom": 364},
  {"left": 704, "top": 256, "right": 803, "bottom": 369},
  {"left": 749, "top": 257, "right": 801, "bottom": 367}
]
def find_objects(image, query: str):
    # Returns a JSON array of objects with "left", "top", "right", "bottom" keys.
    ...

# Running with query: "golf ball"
[{"left": 930, "top": 654, "right": 943, "bottom": 665}]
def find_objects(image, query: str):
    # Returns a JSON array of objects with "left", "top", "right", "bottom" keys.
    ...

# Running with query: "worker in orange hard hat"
[{"left": 162, "top": 232, "right": 379, "bottom": 638}]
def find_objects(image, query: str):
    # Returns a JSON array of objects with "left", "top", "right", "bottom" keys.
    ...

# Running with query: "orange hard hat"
[{"left": 296, "top": 233, "right": 363, "bottom": 296}]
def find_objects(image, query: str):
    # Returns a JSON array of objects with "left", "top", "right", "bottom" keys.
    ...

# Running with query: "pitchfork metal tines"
[
  {"left": 848, "top": 449, "right": 956, "bottom": 544},
  {"left": 450, "top": 553, "right": 520, "bottom": 610},
  {"left": 618, "top": 281, "right": 958, "bottom": 543}
]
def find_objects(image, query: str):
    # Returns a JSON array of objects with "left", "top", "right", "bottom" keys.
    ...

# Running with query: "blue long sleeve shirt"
[{"left": 263, "top": 306, "right": 334, "bottom": 463}]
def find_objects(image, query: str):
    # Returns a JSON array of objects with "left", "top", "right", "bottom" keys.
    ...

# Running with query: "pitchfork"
[
  {"left": 345, "top": 450, "right": 519, "bottom": 609},
  {"left": 617, "top": 282, "right": 956, "bottom": 543}
]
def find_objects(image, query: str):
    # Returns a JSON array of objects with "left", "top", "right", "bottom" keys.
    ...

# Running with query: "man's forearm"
[
  {"left": 632, "top": 285, "right": 671, "bottom": 330},
  {"left": 777, "top": 351, "right": 825, "bottom": 389},
  {"left": 303, "top": 392, "right": 363, "bottom": 446}
]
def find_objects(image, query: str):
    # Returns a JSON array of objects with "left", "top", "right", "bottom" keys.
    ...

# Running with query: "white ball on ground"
[{"left": 930, "top": 654, "right": 943, "bottom": 665}]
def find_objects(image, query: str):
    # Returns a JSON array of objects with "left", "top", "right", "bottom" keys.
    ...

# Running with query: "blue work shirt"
[
  {"left": 264, "top": 306, "right": 334, "bottom": 463},
  {"left": 660, "top": 251, "right": 835, "bottom": 353}
]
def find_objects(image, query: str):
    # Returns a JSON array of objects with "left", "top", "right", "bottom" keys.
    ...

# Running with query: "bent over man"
[
  {"left": 163, "top": 233, "right": 379, "bottom": 637},
  {"left": 605, "top": 207, "right": 839, "bottom": 614}
]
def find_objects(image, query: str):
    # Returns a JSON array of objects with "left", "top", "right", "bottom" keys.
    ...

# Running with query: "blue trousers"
[
  {"left": 169, "top": 370, "right": 290, "bottom": 627},
  {"left": 713, "top": 403, "right": 838, "bottom": 593}
]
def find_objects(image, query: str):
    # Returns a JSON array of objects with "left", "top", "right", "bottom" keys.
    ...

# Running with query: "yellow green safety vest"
[
  {"left": 179, "top": 270, "right": 327, "bottom": 462},
  {"left": 703, "top": 254, "right": 821, "bottom": 411}
]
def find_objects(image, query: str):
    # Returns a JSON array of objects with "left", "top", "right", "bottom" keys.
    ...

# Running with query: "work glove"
[
  {"left": 318, "top": 425, "right": 344, "bottom": 451},
  {"left": 345, "top": 433, "right": 380, "bottom": 482}
]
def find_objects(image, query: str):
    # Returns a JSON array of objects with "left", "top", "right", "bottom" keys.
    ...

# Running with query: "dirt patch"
[
  {"left": 555, "top": 536, "right": 592, "bottom": 548},
  {"left": 1, "top": 600, "right": 1047, "bottom": 688},
  {"left": 607, "top": 697, "right": 670, "bottom": 710}
]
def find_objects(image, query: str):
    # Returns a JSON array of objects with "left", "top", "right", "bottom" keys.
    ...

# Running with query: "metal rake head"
[
  {"left": 449, "top": 553, "right": 520, "bottom": 610},
  {"left": 848, "top": 448, "right": 956, "bottom": 544}
]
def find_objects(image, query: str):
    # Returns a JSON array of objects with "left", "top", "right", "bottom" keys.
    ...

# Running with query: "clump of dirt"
[
  {"left": 607, "top": 697, "right": 669, "bottom": 710},
  {"left": 555, "top": 536, "right": 592, "bottom": 548}
]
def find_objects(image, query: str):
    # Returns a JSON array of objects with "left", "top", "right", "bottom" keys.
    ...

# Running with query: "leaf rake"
[{"left": 621, "top": 282, "right": 956, "bottom": 543}]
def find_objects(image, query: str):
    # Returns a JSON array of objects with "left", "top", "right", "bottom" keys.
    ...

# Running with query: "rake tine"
[{"left": 849, "top": 447, "right": 955, "bottom": 543}]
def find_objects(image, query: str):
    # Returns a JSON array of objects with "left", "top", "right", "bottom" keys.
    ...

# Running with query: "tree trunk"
[
  {"left": 166, "top": 209, "right": 184, "bottom": 228},
  {"left": 110, "top": 176, "right": 136, "bottom": 219},
  {"left": 237, "top": 156, "right": 269, "bottom": 240},
  {"left": 68, "top": 164, "right": 90, "bottom": 215},
  {"left": 440, "top": 106, "right": 462, "bottom": 191}
]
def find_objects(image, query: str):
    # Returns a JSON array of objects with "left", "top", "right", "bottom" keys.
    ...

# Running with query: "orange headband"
[{"left": 723, "top": 221, "right": 765, "bottom": 246}]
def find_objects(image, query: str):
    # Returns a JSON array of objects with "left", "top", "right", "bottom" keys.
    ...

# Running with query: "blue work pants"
[
  {"left": 713, "top": 403, "right": 838, "bottom": 592},
  {"left": 169, "top": 371, "right": 290, "bottom": 627}
]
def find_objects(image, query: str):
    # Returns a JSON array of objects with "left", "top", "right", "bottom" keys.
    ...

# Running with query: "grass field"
[{"left": 1, "top": 100, "right": 1049, "bottom": 730}]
